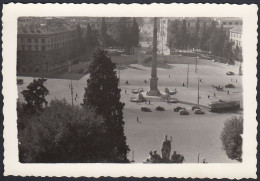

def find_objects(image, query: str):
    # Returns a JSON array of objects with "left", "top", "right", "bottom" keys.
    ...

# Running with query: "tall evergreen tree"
[
  {"left": 199, "top": 21, "right": 207, "bottom": 51},
  {"left": 100, "top": 18, "right": 108, "bottom": 48},
  {"left": 130, "top": 18, "right": 139, "bottom": 48},
  {"left": 85, "top": 23, "right": 93, "bottom": 52},
  {"left": 85, "top": 23, "right": 99, "bottom": 52},
  {"left": 115, "top": 18, "right": 130, "bottom": 52},
  {"left": 194, "top": 18, "right": 200, "bottom": 49},
  {"left": 83, "top": 49, "right": 129, "bottom": 162},
  {"left": 180, "top": 19, "right": 188, "bottom": 50},
  {"left": 167, "top": 20, "right": 182, "bottom": 50}
]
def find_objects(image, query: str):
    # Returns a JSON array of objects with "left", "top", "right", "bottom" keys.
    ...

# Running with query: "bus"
[{"left": 208, "top": 100, "right": 240, "bottom": 112}]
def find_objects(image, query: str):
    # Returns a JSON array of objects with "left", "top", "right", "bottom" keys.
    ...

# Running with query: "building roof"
[
  {"left": 230, "top": 27, "right": 242, "bottom": 34},
  {"left": 18, "top": 24, "right": 75, "bottom": 35}
]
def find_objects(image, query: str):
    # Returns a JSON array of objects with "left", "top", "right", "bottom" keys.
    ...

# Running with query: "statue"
[
  {"left": 161, "top": 135, "right": 172, "bottom": 161},
  {"left": 171, "top": 151, "right": 185, "bottom": 163},
  {"left": 153, "top": 150, "right": 162, "bottom": 163}
]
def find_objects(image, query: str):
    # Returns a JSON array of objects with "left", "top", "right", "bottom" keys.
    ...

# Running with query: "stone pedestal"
[{"left": 147, "top": 77, "right": 160, "bottom": 96}]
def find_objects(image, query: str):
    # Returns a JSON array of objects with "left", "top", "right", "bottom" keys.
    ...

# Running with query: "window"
[
  {"left": 42, "top": 45, "right": 45, "bottom": 51},
  {"left": 229, "top": 22, "right": 232, "bottom": 25},
  {"left": 41, "top": 39, "right": 45, "bottom": 43},
  {"left": 34, "top": 45, "right": 38, "bottom": 51},
  {"left": 21, "top": 38, "right": 25, "bottom": 43},
  {"left": 28, "top": 45, "right": 31, "bottom": 51},
  {"left": 34, "top": 39, "right": 38, "bottom": 43},
  {"left": 187, "top": 23, "right": 190, "bottom": 27},
  {"left": 22, "top": 45, "right": 25, "bottom": 51},
  {"left": 28, "top": 38, "right": 31, "bottom": 43},
  {"left": 223, "top": 22, "right": 226, "bottom": 25}
]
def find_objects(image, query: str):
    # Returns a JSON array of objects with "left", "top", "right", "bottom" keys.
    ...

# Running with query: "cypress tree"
[{"left": 83, "top": 49, "right": 129, "bottom": 162}]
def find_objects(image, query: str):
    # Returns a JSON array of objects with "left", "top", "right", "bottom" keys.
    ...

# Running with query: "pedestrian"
[
  {"left": 76, "top": 93, "right": 78, "bottom": 98},
  {"left": 214, "top": 92, "right": 216, "bottom": 97},
  {"left": 208, "top": 95, "right": 210, "bottom": 99},
  {"left": 125, "top": 89, "right": 127, "bottom": 94},
  {"left": 149, "top": 100, "right": 151, "bottom": 105},
  {"left": 227, "top": 90, "right": 229, "bottom": 94},
  {"left": 236, "top": 79, "right": 237, "bottom": 83},
  {"left": 137, "top": 116, "right": 139, "bottom": 123},
  {"left": 231, "top": 78, "right": 233, "bottom": 82},
  {"left": 144, "top": 79, "right": 147, "bottom": 84},
  {"left": 182, "top": 81, "right": 185, "bottom": 87}
]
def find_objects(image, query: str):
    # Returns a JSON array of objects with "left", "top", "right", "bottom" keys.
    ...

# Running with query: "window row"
[
  {"left": 230, "top": 33, "right": 241, "bottom": 38},
  {"left": 222, "top": 21, "right": 242, "bottom": 26},
  {"left": 20, "top": 34, "right": 76, "bottom": 44},
  {"left": 21, "top": 41, "right": 73, "bottom": 51}
]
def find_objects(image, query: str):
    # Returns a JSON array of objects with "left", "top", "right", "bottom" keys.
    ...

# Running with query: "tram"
[{"left": 208, "top": 100, "right": 240, "bottom": 112}]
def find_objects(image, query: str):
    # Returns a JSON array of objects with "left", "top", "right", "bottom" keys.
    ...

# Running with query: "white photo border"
[{"left": 2, "top": 3, "right": 258, "bottom": 179}]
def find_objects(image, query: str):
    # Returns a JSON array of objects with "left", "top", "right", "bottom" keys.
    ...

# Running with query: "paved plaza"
[{"left": 17, "top": 58, "right": 242, "bottom": 163}]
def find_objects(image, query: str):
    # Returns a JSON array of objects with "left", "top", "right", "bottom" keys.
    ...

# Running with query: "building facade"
[
  {"left": 17, "top": 18, "right": 78, "bottom": 73},
  {"left": 229, "top": 27, "right": 242, "bottom": 48}
]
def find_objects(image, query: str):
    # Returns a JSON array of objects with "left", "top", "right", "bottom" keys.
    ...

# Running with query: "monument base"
[
  {"left": 147, "top": 89, "right": 161, "bottom": 96},
  {"left": 147, "top": 76, "right": 161, "bottom": 96}
]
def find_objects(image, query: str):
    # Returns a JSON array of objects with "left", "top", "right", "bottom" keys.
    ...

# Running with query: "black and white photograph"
[{"left": 2, "top": 3, "right": 257, "bottom": 178}]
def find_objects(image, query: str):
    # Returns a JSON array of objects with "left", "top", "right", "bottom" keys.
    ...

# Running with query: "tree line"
[
  {"left": 167, "top": 18, "right": 243, "bottom": 63},
  {"left": 18, "top": 49, "right": 129, "bottom": 163},
  {"left": 75, "top": 17, "right": 140, "bottom": 57}
]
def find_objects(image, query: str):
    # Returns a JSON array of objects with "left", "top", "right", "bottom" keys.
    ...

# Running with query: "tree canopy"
[
  {"left": 21, "top": 78, "right": 49, "bottom": 114},
  {"left": 83, "top": 49, "right": 129, "bottom": 162},
  {"left": 220, "top": 116, "right": 243, "bottom": 162},
  {"left": 18, "top": 99, "right": 108, "bottom": 163}
]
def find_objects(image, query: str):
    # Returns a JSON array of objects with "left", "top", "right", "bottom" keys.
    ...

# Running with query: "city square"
[{"left": 17, "top": 56, "right": 242, "bottom": 163}]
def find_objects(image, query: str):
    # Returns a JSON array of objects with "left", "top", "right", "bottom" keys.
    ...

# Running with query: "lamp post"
[
  {"left": 195, "top": 56, "right": 199, "bottom": 73},
  {"left": 186, "top": 64, "right": 189, "bottom": 88},
  {"left": 198, "top": 153, "right": 201, "bottom": 163}
]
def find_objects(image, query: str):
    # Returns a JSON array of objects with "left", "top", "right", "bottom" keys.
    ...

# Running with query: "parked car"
[
  {"left": 225, "top": 84, "right": 235, "bottom": 88},
  {"left": 155, "top": 106, "right": 165, "bottom": 111},
  {"left": 174, "top": 106, "right": 185, "bottom": 112},
  {"left": 141, "top": 106, "right": 152, "bottom": 112},
  {"left": 167, "top": 98, "right": 178, "bottom": 103},
  {"left": 194, "top": 109, "right": 205, "bottom": 114},
  {"left": 180, "top": 109, "right": 189, "bottom": 115},
  {"left": 192, "top": 105, "right": 201, "bottom": 111},
  {"left": 226, "top": 71, "right": 235, "bottom": 75}
]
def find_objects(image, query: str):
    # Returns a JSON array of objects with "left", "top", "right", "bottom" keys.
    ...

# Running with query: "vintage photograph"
[
  {"left": 2, "top": 3, "right": 257, "bottom": 178},
  {"left": 16, "top": 16, "right": 243, "bottom": 163}
]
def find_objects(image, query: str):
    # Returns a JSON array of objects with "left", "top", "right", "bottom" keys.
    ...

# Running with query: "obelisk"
[{"left": 148, "top": 17, "right": 160, "bottom": 96}]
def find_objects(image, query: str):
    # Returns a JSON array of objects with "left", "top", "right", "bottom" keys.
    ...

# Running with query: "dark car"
[
  {"left": 155, "top": 106, "right": 165, "bottom": 111},
  {"left": 225, "top": 84, "right": 235, "bottom": 88},
  {"left": 141, "top": 106, "right": 152, "bottom": 112},
  {"left": 180, "top": 109, "right": 189, "bottom": 115},
  {"left": 226, "top": 71, "right": 235, "bottom": 75},
  {"left": 192, "top": 105, "right": 201, "bottom": 111},
  {"left": 174, "top": 106, "right": 185, "bottom": 112},
  {"left": 194, "top": 109, "right": 205, "bottom": 114}
]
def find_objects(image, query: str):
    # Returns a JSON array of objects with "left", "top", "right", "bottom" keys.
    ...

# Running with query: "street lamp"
[{"left": 197, "top": 78, "right": 202, "bottom": 106}]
